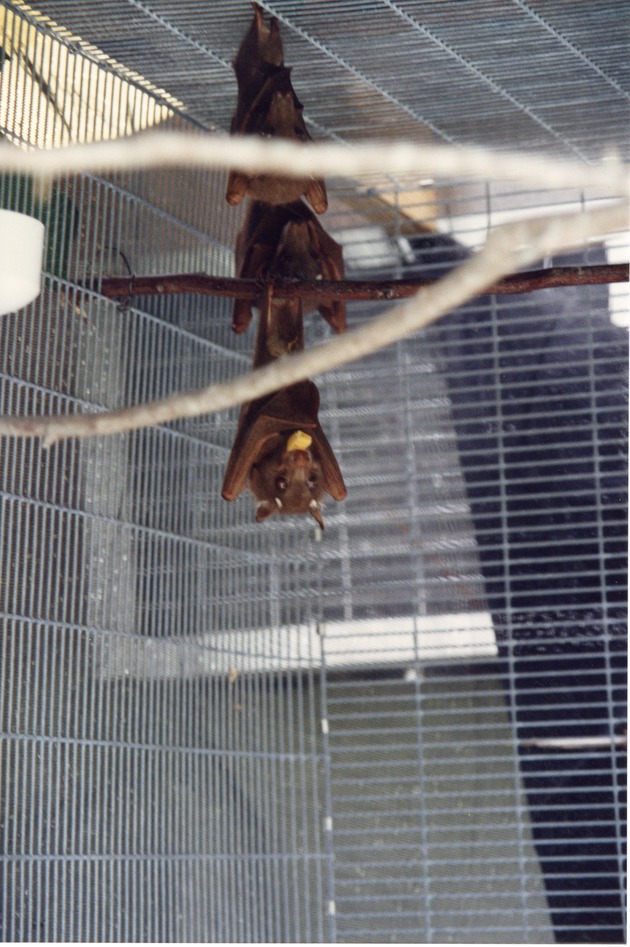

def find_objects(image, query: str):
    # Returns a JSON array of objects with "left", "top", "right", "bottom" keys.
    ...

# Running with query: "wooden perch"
[
  {"left": 0, "top": 200, "right": 623, "bottom": 447},
  {"left": 90, "top": 263, "right": 629, "bottom": 305}
]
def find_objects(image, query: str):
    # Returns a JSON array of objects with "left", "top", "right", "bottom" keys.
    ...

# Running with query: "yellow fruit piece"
[{"left": 287, "top": 430, "right": 312, "bottom": 452}]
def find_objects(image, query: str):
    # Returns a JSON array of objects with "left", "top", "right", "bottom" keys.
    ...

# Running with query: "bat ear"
[
  {"left": 255, "top": 500, "right": 276, "bottom": 523},
  {"left": 309, "top": 499, "right": 325, "bottom": 530}
]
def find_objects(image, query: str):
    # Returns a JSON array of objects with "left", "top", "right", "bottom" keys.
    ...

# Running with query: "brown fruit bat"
[
  {"left": 231, "top": 198, "right": 345, "bottom": 335},
  {"left": 230, "top": 2, "right": 284, "bottom": 131},
  {"left": 222, "top": 201, "right": 347, "bottom": 527},
  {"left": 226, "top": 3, "right": 328, "bottom": 214}
]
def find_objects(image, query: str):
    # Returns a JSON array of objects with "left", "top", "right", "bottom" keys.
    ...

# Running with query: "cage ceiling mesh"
[{"left": 0, "top": 0, "right": 627, "bottom": 943}]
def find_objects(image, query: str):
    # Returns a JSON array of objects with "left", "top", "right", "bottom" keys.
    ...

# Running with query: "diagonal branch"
[{"left": 0, "top": 200, "right": 625, "bottom": 446}]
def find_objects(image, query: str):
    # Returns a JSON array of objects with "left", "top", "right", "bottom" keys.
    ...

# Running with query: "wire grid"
[{"left": 0, "top": 0, "right": 627, "bottom": 943}]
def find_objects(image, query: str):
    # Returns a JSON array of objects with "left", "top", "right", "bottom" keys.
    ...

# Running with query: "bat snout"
[{"left": 284, "top": 448, "right": 311, "bottom": 469}]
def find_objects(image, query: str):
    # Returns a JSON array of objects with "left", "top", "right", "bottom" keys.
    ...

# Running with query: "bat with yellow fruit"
[{"left": 221, "top": 201, "right": 347, "bottom": 527}]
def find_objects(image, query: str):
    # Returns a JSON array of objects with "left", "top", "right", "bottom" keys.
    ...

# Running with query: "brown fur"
[
  {"left": 221, "top": 203, "right": 347, "bottom": 526},
  {"left": 226, "top": 6, "right": 327, "bottom": 213}
]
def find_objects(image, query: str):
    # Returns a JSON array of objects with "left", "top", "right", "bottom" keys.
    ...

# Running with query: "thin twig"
[
  {"left": 91, "top": 263, "right": 629, "bottom": 304},
  {"left": 0, "top": 200, "right": 625, "bottom": 446}
]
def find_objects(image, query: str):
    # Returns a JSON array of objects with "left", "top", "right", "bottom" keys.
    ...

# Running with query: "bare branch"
[
  {"left": 0, "top": 131, "right": 627, "bottom": 194},
  {"left": 91, "top": 263, "right": 629, "bottom": 304},
  {"left": 0, "top": 199, "right": 625, "bottom": 446}
]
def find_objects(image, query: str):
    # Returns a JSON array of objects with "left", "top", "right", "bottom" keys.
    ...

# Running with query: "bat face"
[
  {"left": 221, "top": 385, "right": 347, "bottom": 528},
  {"left": 249, "top": 433, "right": 327, "bottom": 527}
]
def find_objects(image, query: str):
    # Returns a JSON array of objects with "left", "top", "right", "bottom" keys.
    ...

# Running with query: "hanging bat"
[
  {"left": 231, "top": 198, "right": 345, "bottom": 335},
  {"left": 231, "top": 2, "right": 284, "bottom": 134},
  {"left": 226, "top": 5, "right": 328, "bottom": 213},
  {"left": 222, "top": 201, "right": 347, "bottom": 527}
]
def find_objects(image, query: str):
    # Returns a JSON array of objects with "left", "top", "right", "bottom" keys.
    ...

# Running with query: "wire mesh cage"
[{"left": 0, "top": 1, "right": 627, "bottom": 943}]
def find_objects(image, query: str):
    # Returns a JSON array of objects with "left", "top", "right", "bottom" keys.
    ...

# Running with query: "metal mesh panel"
[{"left": 0, "top": 1, "right": 627, "bottom": 942}]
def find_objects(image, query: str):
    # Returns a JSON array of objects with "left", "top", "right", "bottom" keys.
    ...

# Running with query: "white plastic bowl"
[{"left": 0, "top": 209, "right": 45, "bottom": 315}]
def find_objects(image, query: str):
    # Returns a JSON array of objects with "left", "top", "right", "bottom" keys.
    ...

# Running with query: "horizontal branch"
[
  {"left": 0, "top": 199, "right": 624, "bottom": 446},
  {"left": 91, "top": 263, "right": 629, "bottom": 304},
  {"left": 0, "top": 131, "right": 628, "bottom": 194}
]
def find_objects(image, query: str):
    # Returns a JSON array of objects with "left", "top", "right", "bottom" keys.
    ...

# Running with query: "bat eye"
[
  {"left": 275, "top": 476, "right": 289, "bottom": 493},
  {"left": 307, "top": 476, "right": 318, "bottom": 491}
]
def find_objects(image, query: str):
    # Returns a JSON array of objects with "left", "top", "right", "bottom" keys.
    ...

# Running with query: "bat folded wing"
[{"left": 221, "top": 383, "right": 346, "bottom": 503}]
